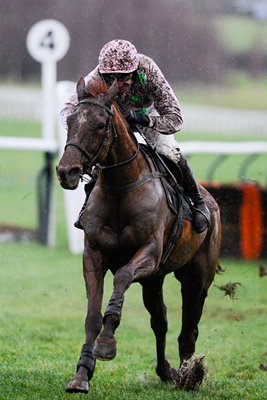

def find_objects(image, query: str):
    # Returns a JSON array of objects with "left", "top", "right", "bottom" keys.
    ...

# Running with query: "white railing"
[
  {"left": 182, "top": 141, "right": 267, "bottom": 154},
  {"left": 1, "top": 85, "right": 267, "bottom": 136},
  {"left": 1, "top": 82, "right": 267, "bottom": 254},
  {"left": 182, "top": 105, "right": 267, "bottom": 136},
  {"left": 0, "top": 86, "right": 41, "bottom": 121}
]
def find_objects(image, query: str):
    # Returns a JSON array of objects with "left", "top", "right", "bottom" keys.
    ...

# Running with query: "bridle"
[
  {"left": 65, "top": 99, "right": 114, "bottom": 174},
  {"left": 64, "top": 96, "right": 165, "bottom": 196},
  {"left": 64, "top": 98, "right": 139, "bottom": 176}
]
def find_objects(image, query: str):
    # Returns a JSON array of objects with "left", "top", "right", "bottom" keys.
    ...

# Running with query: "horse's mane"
[
  {"left": 85, "top": 80, "right": 129, "bottom": 131},
  {"left": 61, "top": 78, "right": 128, "bottom": 133},
  {"left": 85, "top": 79, "right": 109, "bottom": 98}
]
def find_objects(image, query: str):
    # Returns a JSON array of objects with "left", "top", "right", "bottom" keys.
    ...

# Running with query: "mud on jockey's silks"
[
  {"left": 62, "top": 54, "right": 183, "bottom": 136},
  {"left": 60, "top": 53, "right": 183, "bottom": 164}
]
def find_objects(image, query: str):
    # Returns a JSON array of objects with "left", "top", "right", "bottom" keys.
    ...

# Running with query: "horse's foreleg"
[
  {"left": 94, "top": 243, "right": 158, "bottom": 361},
  {"left": 141, "top": 277, "right": 176, "bottom": 382},
  {"left": 92, "top": 291, "right": 124, "bottom": 361},
  {"left": 66, "top": 247, "right": 106, "bottom": 394}
]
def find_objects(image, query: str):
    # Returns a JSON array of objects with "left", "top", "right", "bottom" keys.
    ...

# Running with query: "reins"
[{"left": 99, "top": 129, "right": 140, "bottom": 171}]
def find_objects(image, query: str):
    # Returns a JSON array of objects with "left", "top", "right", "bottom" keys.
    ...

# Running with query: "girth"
[{"left": 101, "top": 171, "right": 165, "bottom": 194}]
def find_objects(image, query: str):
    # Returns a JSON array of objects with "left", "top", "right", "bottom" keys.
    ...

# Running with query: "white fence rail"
[
  {"left": 1, "top": 83, "right": 267, "bottom": 254},
  {"left": 182, "top": 105, "right": 267, "bottom": 136},
  {"left": 1, "top": 86, "right": 267, "bottom": 136},
  {"left": 0, "top": 86, "right": 41, "bottom": 121}
]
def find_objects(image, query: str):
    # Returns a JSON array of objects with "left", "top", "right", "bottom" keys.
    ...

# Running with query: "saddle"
[
  {"left": 140, "top": 144, "right": 193, "bottom": 264},
  {"left": 140, "top": 144, "right": 192, "bottom": 219}
]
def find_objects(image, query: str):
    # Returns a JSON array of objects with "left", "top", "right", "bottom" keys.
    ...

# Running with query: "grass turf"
[
  {"left": 0, "top": 102, "right": 266, "bottom": 398},
  {"left": 0, "top": 243, "right": 266, "bottom": 399}
]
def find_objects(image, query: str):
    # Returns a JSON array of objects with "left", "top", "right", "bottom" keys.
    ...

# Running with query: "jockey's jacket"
[{"left": 61, "top": 54, "right": 184, "bottom": 162}]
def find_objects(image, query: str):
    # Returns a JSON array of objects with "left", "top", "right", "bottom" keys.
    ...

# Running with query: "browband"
[{"left": 78, "top": 99, "right": 114, "bottom": 115}]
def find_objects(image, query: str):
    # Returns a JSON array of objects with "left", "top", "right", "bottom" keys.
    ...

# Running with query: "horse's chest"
[
  {"left": 86, "top": 206, "right": 153, "bottom": 255},
  {"left": 84, "top": 187, "right": 164, "bottom": 259},
  {"left": 91, "top": 221, "right": 143, "bottom": 251}
]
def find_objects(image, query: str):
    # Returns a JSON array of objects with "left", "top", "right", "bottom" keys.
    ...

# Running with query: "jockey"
[{"left": 61, "top": 39, "right": 210, "bottom": 234}]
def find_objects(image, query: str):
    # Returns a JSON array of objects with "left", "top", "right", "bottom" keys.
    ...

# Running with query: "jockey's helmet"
[{"left": 98, "top": 39, "right": 139, "bottom": 74}]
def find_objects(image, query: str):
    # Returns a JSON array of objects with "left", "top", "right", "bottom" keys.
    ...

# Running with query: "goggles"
[{"left": 103, "top": 72, "right": 133, "bottom": 84}]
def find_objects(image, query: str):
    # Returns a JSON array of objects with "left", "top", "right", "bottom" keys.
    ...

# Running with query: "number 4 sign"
[
  {"left": 25, "top": 20, "right": 70, "bottom": 247},
  {"left": 26, "top": 19, "right": 70, "bottom": 63},
  {"left": 26, "top": 19, "right": 70, "bottom": 142}
]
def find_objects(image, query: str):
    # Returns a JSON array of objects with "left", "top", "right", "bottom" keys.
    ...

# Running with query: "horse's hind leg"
[
  {"left": 141, "top": 277, "right": 176, "bottom": 382},
  {"left": 174, "top": 255, "right": 215, "bottom": 362}
]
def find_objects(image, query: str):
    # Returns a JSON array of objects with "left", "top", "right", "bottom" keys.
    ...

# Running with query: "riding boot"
[
  {"left": 178, "top": 156, "right": 210, "bottom": 233},
  {"left": 74, "top": 173, "right": 98, "bottom": 230}
]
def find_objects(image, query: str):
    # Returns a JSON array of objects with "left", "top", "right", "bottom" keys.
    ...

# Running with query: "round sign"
[{"left": 26, "top": 19, "right": 70, "bottom": 63}]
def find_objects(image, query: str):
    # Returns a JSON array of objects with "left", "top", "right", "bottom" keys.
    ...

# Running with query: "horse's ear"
[
  {"left": 105, "top": 80, "right": 119, "bottom": 106},
  {"left": 76, "top": 77, "right": 86, "bottom": 100}
]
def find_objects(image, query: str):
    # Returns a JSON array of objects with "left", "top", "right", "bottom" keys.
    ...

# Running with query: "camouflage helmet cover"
[{"left": 98, "top": 39, "right": 139, "bottom": 74}]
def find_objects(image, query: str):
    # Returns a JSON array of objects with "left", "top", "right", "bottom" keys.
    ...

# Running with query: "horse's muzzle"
[{"left": 56, "top": 164, "right": 81, "bottom": 190}]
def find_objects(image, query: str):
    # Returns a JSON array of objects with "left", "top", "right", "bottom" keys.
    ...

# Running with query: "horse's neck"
[{"left": 100, "top": 128, "right": 143, "bottom": 186}]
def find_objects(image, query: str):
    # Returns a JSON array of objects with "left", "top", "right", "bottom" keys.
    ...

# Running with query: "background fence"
[
  {"left": 1, "top": 86, "right": 267, "bottom": 136},
  {"left": 1, "top": 85, "right": 267, "bottom": 259}
]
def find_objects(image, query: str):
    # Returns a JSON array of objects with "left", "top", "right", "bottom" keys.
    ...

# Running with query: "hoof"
[
  {"left": 156, "top": 361, "right": 179, "bottom": 382},
  {"left": 66, "top": 375, "right": 89, "bottom": 394},
  {"left": 93, "top": 338, "right": 116, "bottom": 361},
  {"left": 176, "top": 356, "right": 206, "bottom": 391}
]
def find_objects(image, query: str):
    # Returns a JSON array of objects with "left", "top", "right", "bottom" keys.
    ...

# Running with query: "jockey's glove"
[{"left": 122, "top": 109, "right": 150, "bottom": 127}]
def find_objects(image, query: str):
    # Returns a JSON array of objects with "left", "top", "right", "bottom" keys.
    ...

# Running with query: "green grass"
[
  {"left": 177, "top": 14, "right": 267, "bottom": 110},
  {"left": 0, "top": 243, "right": 266, "bottom": 400},
  {"left": 215, "top": 15, "right": 267, "bottom": 55},
  {"left": 0, "top": 119, "right": 41, "bottom": 138},
  {"left": 0, "top": 149, "right": 44, "bottom": 228},
  {"left": 0, "top": 106, "right": 266, "bottom": 398},
  {"left": 178, "top": 77, "right": 267, "bottom": 110},
  {"left": 178, "top": 151, "right": 267, "bottom": 186}
]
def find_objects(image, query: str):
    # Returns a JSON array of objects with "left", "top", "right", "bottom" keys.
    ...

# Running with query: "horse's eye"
[{"left": 97, "top": 122, "right": 105, "bottom": 130}]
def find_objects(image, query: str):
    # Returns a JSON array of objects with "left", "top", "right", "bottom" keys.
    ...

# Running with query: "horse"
[{"left": 56, "top": 77, "right": 221, "bottom": 394}]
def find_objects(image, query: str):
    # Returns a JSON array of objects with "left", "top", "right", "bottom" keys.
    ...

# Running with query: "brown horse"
[{"left": 56, "top": 77, "right": 221, "bottom": 394}]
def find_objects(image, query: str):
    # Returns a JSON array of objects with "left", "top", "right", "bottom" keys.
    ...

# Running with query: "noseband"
[{"left": 64, "top": 99, "right": 139, "bottom": 175}]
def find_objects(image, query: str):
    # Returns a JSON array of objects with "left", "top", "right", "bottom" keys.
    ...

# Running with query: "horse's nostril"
[
  {"left": 68, "top": 167, "right": 81, "bottom": 181},
  {"left": 56, "top": 166, "right": 80, "bottom": 183}
]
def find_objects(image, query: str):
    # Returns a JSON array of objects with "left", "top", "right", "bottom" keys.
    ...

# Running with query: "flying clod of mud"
[
  {"left": 215, "top": 281, "right": 241, "bottom": 300},
  {"left": 175, "top": 355, "right": 206, "bottom": 391}
]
